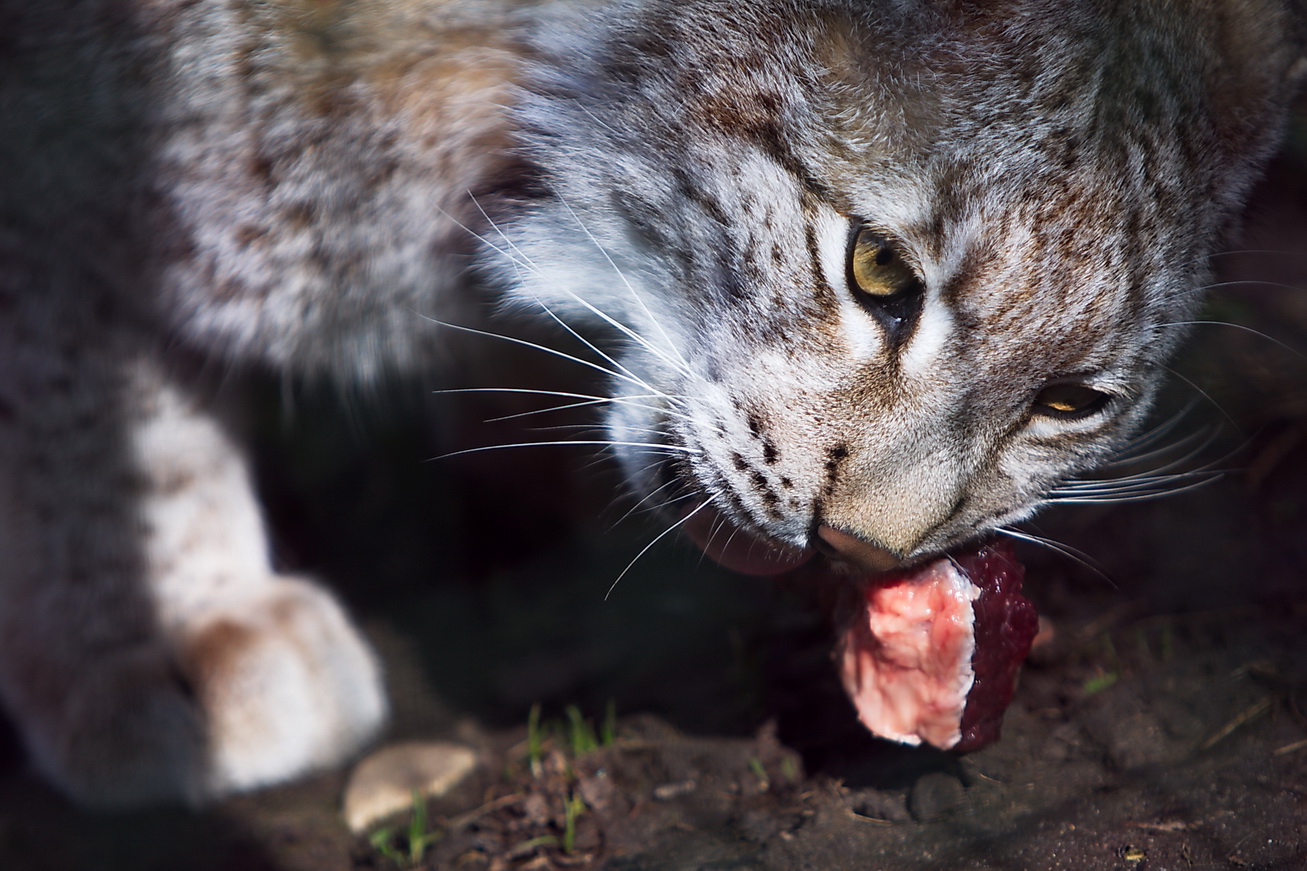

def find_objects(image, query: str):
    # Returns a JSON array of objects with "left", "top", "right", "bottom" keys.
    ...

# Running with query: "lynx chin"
[{"left": 0, "top": 0, "right": 1302, "bottom": 807}]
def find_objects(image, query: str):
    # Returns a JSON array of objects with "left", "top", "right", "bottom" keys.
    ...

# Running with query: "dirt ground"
[{"left": 1, "top": 107, "right": 1305, "bottom": 871}]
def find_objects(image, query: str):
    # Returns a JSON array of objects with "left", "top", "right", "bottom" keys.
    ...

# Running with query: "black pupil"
[{"left": 874, "top": 243, "right": 894, "bottom": 266}]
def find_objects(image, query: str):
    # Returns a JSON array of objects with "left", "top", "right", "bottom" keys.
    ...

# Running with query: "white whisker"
[
  {"left": 997, "top": 528, "right": 1115, "bottom": 588},
  {"left": 1052, "top": 423, "right": 1229, "bottom": 504},
  {"left": 622, "top": 487, "right": 701, "bottom": 527},
  {"left": 605, "top": 494, "right": 719, "bottom": 600},
  {"left": 526, "top": 297, "right": 661, "bottom": 395},
  {"left": 1198, "top": 279, "right": 1304, "bottom": 294},
  {"left": 610, "top": 476, "right": 687, "bottom": 528},
  {"left": 1046, "top": 474, "right": 1221, "bottom": 504},
  {"left": 517, "top": 423, "right": 674, "bottom": 443},
  {"left": 434, "top": 200, "right": 540, "bottom": 279},
  {"left": 551, "top": 190, "right": 692, "bottom": 376},
  {"left": 485, "top": 397, "right": 688, "bottom": 424},
  {"left": 432, "top": 386, "right": 696, "bottom": 424},
  {"left": 418, "top": 213, "right": 668, "bottom": 396},
  {"left": 1049, "top": 469, "right": 1221, "bottom": 494},
  {"left": 1104, "top": 420, "right": 1210, "bottom": 471},
  {"left": 696, "top": 509, "right": 751, "bottom": 571},
  {"left": 422, "top": 318, "right": 665, "bottom": 396},
  {"left": 1107, "top": 403, "right": 1201, "bottom": 459},
  {"left": 1207, "top": 248, "right": 1307, "bottom": 260},
  {"left": 1161, "top": 364, "right": 1240, "bottom": 431},
  {"left": 1157, "top": 320, "right": 1305, "bottom": 360},
  {"left": 433, "top": 439, "right": 699, "bottom": 461},
  {"left": 467, "top": 192, "right": 542, "bottom": 277},
  {"left": 1096, "top": 431, "right": 1221, "bottom": 483}
]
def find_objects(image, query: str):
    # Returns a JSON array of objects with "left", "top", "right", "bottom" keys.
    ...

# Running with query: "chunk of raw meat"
[{"left": 837, "top": 541, "right": 1038, "bottom": 751}]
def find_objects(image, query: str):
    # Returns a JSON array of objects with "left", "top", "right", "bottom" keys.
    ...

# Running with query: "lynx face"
[{"left": 501, "top": 0, "right": 1299, "bottom": 570}]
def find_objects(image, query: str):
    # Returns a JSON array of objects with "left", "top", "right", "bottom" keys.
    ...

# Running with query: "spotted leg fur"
[{"left": 0, "top": 335, "right": 385, "bottom": 807}]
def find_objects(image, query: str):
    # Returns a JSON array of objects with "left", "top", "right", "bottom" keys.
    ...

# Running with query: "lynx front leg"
[{"left": 0, "top": 346, "right": 386, "bottom": 807}]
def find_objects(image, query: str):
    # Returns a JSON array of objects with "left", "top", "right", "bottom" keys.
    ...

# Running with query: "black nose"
[{"left": 813, "top": 525, "right": 904, "bottom": 574}]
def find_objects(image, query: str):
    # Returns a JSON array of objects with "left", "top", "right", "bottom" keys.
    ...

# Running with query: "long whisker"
[
  {"left": 1105, "top": 402, "right": 1202, "bottom": 462},
  {"left": 605, "top": 494, "right": 719, "bottom": 600},
  {"left": 551, "top": 190, "right": 692, "bottom": 376},
  {"left": 610, "top": 476, "right": 688, "bottom": 528},
  {"left": 1157, "top": 320, "right": 1305, "bottom": 360},
  {"left": 1207, "top": 248, "right": 1307, "bottom": 260},
  {"left": 433, "top": 439, "right": 700, "bottom": 461},
  {"left": 1045, "top": 474, "right": 1220, "bottom": 504},
  {"left": 620, "top": 487, "right": 702, "bottom": 527},
  {"left": 1098, "top": 427, "right": 1222, "bottom": 481},
  {"left": 597, "top": 456, "right": 672, "bottom": 516},
  {"left": 432, "top": 387, "right": 697, "bottom": 426},
  {"left": 436, "top": 197, "right": 670, "bottom": 395},
  {"left": 996, "top": 527, "right": 1116, "bottom": 588},
  {"left": 1161, "top": 364, "right": 1240, "bottom": 432},
  {"left": 1103, "top": 422, "right": 1210, "bottom": 471},
  {"left": 466, "top": 192, "right": 542, "bottom": 278},
  {"left": 1099, "top": 436, "right": 1215, "bottom": 477},
  {"left": 423, "top": 319, "right": 665, "bottom": 396},
  {"left": 696, "top": 508, "right": 752, "bottom": 571},
  {"left": 1198, "top": 279, "right": 1304, "bottom": 294},
  {"left": 434, "top": 200, "right": 540, "bottom": 279},
  {"left": 527, "top": 298, "right": 661, "bottom": 395},
  {"left": 515, "top": 424, "right": 678, "bottom": 447},
  {"left": 1050, "top": 467, "right": 1221, "bottom": 493},
  {"left": 1051, "top": 427, "right": 1228, "bottom": 504},
  {"left": 488, "top": 397, "right": 691, "bottom": 425}
]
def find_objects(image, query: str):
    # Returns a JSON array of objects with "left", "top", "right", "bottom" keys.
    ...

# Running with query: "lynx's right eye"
[{"left": 847, "top": 225, "right": 923, "bottom": 346}]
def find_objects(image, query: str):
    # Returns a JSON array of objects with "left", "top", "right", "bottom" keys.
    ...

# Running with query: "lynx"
[{"left": 0, "top": 0, "right": 1301, "bottom": 806}]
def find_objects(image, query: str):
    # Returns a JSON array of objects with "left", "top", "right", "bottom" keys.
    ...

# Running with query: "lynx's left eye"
[
  {"left": 847, "top": 225, "right": 923, "bottom": 345},
  {"left": 1032, "top": 383, "right": 1112, "bottom": 420}
]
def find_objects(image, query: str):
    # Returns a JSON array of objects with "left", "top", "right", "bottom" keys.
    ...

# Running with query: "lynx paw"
[
  {"left": 182, "top": 576, "right": 388, "bottom": 798},
  {"left": 37, "top": 577, "right": 387, "bottom": 807}
]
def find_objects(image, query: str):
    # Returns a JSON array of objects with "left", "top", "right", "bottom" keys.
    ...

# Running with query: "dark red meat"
[{"left": 951, "top": 541, "right": 1039, "bottom": 752}]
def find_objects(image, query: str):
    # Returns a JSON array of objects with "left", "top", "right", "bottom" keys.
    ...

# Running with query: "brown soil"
[{"left": 1, "top": 105, "right": 1304, "bottom": 871}]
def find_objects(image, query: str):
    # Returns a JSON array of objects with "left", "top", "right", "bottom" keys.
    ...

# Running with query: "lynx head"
[{"left": 497, "top": 0, "right": 1303, "bottom": 571}]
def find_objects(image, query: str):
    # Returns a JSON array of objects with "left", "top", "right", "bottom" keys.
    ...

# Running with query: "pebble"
[{"left": 341, "top": 740, "right": 480, "bottom": 832}]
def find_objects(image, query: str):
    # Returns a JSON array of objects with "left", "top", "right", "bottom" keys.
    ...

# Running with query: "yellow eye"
[
  {"left": 849, "top": 227, "right": 918, "bottom": 298},
  {"left": 1033, "top": 383, "right": 1111, "bottom": 420}
]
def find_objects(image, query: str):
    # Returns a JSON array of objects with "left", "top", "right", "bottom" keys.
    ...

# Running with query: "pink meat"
[
  {"left": 680, "top": 505, "right": 1037, "bottom": 753},
  {"left": 837, "top": 541, "right": 1037, "bottom": 752}
]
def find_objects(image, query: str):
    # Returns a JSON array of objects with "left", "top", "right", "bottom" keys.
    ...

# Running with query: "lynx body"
[{"left": 0, "top": 0, "right": 1300, "bottom": 805}]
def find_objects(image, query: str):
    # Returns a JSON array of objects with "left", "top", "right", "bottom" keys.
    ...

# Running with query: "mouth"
[{"left": 683, "top": 503, "right": 1039, "bottom": 752}]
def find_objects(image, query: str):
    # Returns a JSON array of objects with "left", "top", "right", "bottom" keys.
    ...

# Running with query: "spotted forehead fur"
[
  {"left": 524, "top": 0, "right": 1298, "bottom": 242},
  {"left": 525, "top": 1, "right": 1279, "bottom": 380}
]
